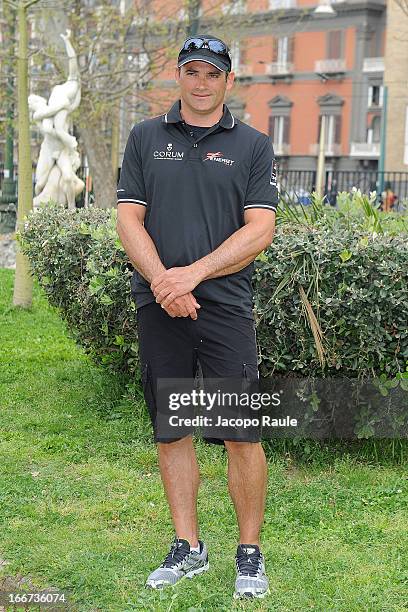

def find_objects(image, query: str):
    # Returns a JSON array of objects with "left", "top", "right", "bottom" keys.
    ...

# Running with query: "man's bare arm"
[
  {"left": 203, "top": 253, "right": 259, "bottom": 280},
  {"left": 116, "top": 203, "right": 200, "bottom": 318},
  {"left": 195, "top": 209, "right": 275, "bottom": 279},
  {"left": 151, "top": 209, "right": 275, "bottom": 306},
  {"left": 116, "top": 203, "right": 166, "bottom": 283}
]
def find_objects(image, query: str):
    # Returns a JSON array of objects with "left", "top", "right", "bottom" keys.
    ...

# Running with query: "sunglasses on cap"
[{"left": 180, "top": 37, "right": 231, "bottom": 62}]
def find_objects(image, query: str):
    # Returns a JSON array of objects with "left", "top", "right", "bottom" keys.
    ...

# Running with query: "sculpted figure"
[{"left": 29, "top": 30, "right": 84, "bottom": 209}]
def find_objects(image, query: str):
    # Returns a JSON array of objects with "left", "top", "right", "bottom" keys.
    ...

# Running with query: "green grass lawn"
[{"left": 0, "top": 268, "right": 407, "bottom": 611}]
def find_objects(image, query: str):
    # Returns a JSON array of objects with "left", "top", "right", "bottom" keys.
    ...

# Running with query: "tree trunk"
[
  {"left": 13, "top": 0, "right": 36, "bottom": 308},
  {"left": 78, "top": 122, "right": 117, "bottom": 210},
  {"left": 111, "top": 102, "right": 120, "bottom": 184}
]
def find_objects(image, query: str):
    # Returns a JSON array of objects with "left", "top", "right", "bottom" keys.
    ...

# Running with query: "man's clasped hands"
[{"left": 150, "top": 265, "right": 204, "bottom": 320}]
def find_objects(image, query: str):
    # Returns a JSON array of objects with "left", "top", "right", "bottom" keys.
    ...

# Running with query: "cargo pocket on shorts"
[
  {"left": 241, "top": 362, "right": 259, "bottom": 398},
  {"left": 141, "top": 362, "right": 157, "bottom": 426},
  {"left": 242, "top": 362, "right": 259, "bottom": 382},
  {"left": 242, "top": 362, "right": 262, "bottom": 441}
]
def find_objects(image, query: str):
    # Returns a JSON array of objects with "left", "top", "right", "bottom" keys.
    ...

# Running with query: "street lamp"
[
  {"left": 186, "top": 0, "right": 201, "bottom": 36},
  {"left": 313, "top": 0, "right": 337, "bottom": 17},
  {"left": 315, "top": 115, "right": 327, "bottom": 197},
  {"left": 312, "top": 0, "right": 337, "bottom": 197}
]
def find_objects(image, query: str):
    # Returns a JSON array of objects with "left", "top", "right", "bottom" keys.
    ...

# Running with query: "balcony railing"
[
  {"left": 350, "top": 142, "right": 380, "bottom": 158},
  {"left": 274, "top": 143, "right": 291, "bottom": 156},
  {"left": 234, "top": 64, "right": 253, "bottom": 77},
  {"left": 363, "top": 57, "right": 384, "bottom": 73},
  {"left": 265, "top": 62, "right": 294, "bottom": 76},
  {"left": 309, "top": 143, "right": 341, "bottom": 156},
  {"left": 314, "top": 59, "right": 346, "bottom": 73}
]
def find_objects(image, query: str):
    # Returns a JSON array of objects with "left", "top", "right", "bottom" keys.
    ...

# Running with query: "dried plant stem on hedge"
[
  {"left": 257, "top": 246, "right": 326, "bottom": 368},
  {"left": 299, "top": 285, "right": 325, "bottom": 367}
]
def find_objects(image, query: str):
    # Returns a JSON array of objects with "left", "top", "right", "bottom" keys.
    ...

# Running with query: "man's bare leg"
[
  {"left": 157, "top": 435, "right": 200, "bottom": 547},
  {"left": 224, "top": 441, "right": 267, "bottom": 545}
]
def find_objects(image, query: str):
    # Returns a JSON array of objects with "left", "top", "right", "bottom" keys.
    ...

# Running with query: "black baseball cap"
[{"left": 177, "top": 35, "right": 232, "bottom": 72}]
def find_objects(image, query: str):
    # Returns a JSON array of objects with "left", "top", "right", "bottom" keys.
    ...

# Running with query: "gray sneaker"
[
  {"left": 145, "top": 537, "right": 209, "bottom": 589},
  {"left": 234, "top": 544, "right": 269, "bottom": 599}
]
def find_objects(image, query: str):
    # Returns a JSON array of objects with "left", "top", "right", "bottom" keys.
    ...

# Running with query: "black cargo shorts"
[{"left": 136, "top": 298, "right": 260, "bottom": 445}]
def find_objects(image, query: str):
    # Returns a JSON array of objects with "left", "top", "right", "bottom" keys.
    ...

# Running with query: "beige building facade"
[{"left": 384, "top": 0, "right": 408, "bottom": 171}]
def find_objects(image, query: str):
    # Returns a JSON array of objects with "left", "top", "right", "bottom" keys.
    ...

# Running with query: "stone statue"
[{"left": 28, "top": 30, "right": 84, "bottom": 209}]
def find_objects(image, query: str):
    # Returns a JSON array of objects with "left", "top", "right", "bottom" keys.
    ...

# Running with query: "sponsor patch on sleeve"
[{"left": 270, "top": 159, "right": 278, "bottom": 187}]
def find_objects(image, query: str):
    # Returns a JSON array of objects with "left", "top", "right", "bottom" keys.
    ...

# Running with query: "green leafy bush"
[
  {"left": 18, "top": 199, "right": 407, "bottom": 381},
  {"left": 18, "top": 203, "right": 138, "bottom": 375},
  {"left": 254, "top": 225, "right": 407, "bottom": 377}
]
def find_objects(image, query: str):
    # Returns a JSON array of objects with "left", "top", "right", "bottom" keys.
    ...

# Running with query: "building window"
[
  {"left": 269, "top": 115, "right": 290, "bottom": 147},
  {"left": 230, "top": 41, "right": 240, "bottom": 68},
  {"left": 268, "top": 95, "right": 293, "bottom": 153},
  {"left": 129, "top": 51, "right": 149, "bottom": 72},
  {"left": 318, "top": 114, "right": 341, "bottom": 147},
  {"left": 227, "top": 96, "right": 246, "bottom": 121},
  {"left": 222, "top": 0, "right": 246, "bottom": 14},
  {"left": 230, "top": 41, "right": 248, "bottom": 75},
  {"left": 269, "top": 0, "right": 296, "bottom": 8},
  {"left": 368, "top": 85, "right": 383, "bottom": 108},
  {"left": 272, "top": 36, "right": 294, "bottom": 65},
  {"left": 327, "top": 30, "right": 344, "bottom": 59},
  {"left": 367, "top": 116, "right": 381, "bottom": 143}
]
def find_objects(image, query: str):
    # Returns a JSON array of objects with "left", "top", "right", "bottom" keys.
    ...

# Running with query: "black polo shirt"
[{"left": 117, "top": 100, "right": 278, "bottom": 319}]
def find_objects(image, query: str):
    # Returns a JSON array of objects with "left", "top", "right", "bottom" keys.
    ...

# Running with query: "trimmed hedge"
[
  {"left": 19, "top": 205, "right": 138, "bottom": 375},
  {"left": 18, "top": 201, "right": 407, "bottom": 380},
  {"left": 254, "top": 225, "right": 407, "bottom": 377}
]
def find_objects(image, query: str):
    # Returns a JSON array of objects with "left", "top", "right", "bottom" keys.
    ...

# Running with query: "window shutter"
[
  {"left": 372, "top": 116, "right": 381, "bottom": 142},
  {"left": 240, "top": 41, "right": 247, "bottom": 66},
  {"left": 327, "top": 31, "right": 333, "bottom": 59},
  {"left": 334, "top": 114, "right": 342, "bottom": 144},
  {"left": 368, "top": 86, "right": 373, "bottom": 107},
  {"left": 317, "top": 115, "right": 322, "bottom": 143},
  {"left": 379, "top": 86, "right": 384, "bottom": 107},
  {"left": 283, "top": 116, "right": 290, "bottom": 144},
  {"left": 327, "top": 30, "right": 342, "bottom": 59},
  {"left": 339, "top": 31, "right": 344, "bottom": 58},
  {"left": 272, "top": 38, "right": 278, "bottom": 62},
  {"left": 269, "top": 115, "right": 275, "bottom": 140},
  {"left": 368, "top": 30, "right": 377, "bottom": 58},
  {"left": 288, "top": 36, "right": 295, "bottom": 63}
]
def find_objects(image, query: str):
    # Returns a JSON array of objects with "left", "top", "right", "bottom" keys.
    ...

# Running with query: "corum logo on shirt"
[
  {"left": 154, "top": 143, "right": 184, "bottom": 160},
  {"left": 204, "top": 152, "right": 235, "bottom": 166}
]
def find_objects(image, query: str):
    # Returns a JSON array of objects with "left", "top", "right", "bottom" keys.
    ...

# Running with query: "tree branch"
[
  {"left": 394, "top": 0, "right": 408, "bottom": 14},
  {"left": 24, "top": 0, "right": 41, "bottom": 8}
]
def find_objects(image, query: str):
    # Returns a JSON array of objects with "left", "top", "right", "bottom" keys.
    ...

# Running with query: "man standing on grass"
[{"left": 116, "top": 35, "right": 278, "bottom": 599}]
